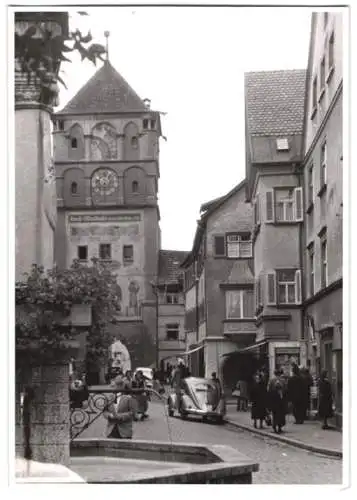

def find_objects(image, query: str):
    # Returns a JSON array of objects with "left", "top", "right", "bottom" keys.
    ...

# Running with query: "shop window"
[
  {"left": 99, "top": 243, "right": 111, "bottom": 260},
  {"left": 166, "top": 323, "right": 179, "bottom": 341},
  {"left": 226, "top": 289, "right": 254, "bottom": 319}
]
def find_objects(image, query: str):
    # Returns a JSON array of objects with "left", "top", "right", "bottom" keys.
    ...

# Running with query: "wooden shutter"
[
  {"left": 266, "top": 190, "right": 275, "bottom": 223},
  {"left": 255, "top": 278, "right": 259, "bottom": 312},
  {"left": 214, "top": 235, "right": 225, "bottom": 256},
  {"left": 294, "top": 187, "right": 304, "bottom": 222},
  {"left": 266, "top": 271, "right": 276, "bottom": 305},
  {"left": 253, "top": 195, "right": 261, "bottom": 225},
  {"left": 295, "top": 269, "right": 302, "bottom": 304}
]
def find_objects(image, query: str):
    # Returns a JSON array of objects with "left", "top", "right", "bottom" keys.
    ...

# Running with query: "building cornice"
[{"left": 303, "top": 278, "right": 342, "bottom": 308}]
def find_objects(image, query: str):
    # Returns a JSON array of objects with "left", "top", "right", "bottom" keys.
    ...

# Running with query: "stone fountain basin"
[{"left": 70, "top": 438, "right": 259, "bottom": 483}]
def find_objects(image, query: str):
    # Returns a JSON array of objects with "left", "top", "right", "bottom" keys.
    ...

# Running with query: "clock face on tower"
[{"left": 91, "top": 168, "right": 119, "bottom": 197}]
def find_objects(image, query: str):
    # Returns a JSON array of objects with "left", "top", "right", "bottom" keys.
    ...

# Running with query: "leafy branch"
[{"left": 15, "top": 21, "right": 106, "bottom": 90}]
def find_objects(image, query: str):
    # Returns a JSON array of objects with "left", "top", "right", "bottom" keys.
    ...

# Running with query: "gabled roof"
[
  {"left": 158, "top": 250, "right": 189, "bottom": 284},
  {"left": 200, "top": 179, "right": 246, "bottom": 219},
  {"left": 245, "top": 69, "right": 306, "bottom": 136},
  {"left": 57, "top": 60, "right": 147, "bottom": 115},
  {"left": 182, "top": 179, "right": 246, "bottom": 268}
]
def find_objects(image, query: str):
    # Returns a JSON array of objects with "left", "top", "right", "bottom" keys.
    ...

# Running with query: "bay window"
[{"left": 226, "top": 289, "right": 254, "bottom": 319}]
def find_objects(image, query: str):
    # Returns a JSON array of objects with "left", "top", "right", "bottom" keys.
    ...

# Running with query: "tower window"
[
  {"left": 58, "top": 120, "right": 64, "bottom": 131},
  {"left": 131, "top": 136, "right": 138, "bottom": 149},
  {"left": 77, "top": 245, "right": 88, "bottom": 261},
  {"left": 150, "top": 119, "right": 156, "bottom": 129},
  {"left": 123, "top": 245, "right": 134, "bottom": 262},
  {"left": 71, "top": 182, "right": 78, "bottom": 195},
  {"left": 71, "top": 137, "right": 78, "bottom": 149},
  {"left": 132, "top": 180, "right": 139, "bottom": 193},
  {"left": 99, "top": 243, "right": 111, "bottom": 260},
  {"left": 143, "top": 119, "right": 149, "bottom": 129}
]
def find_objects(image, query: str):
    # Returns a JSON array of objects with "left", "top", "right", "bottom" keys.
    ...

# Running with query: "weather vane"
[{"left": 104, "top": 31, "right": 110, "bottom": 61}]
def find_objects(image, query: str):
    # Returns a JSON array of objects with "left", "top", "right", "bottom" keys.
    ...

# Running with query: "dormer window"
[
  {"left": 71, "top": 182, "right": 78, "bottom": 195},
  {"left": 71, "top": 137, "right": 78, "bottom": 149},
  {"left": 276, "top": 138, "right": 289, "bottom": 151}
]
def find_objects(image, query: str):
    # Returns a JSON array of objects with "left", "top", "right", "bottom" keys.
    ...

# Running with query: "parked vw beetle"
[{"left": 167, "top": 376, "right": 226, "bottom": 423}]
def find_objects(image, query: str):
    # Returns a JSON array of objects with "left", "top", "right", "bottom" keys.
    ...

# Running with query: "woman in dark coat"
[
  {"left": 133, "top": 370, "right": 149, "bottom": 420},
  {"left": 250, "top": 373, "right": 267, "bottom": 429},
  {"left": 318, "top": 370, "right": 333, "bottom": 429},
  {"left": 287, "top": 364, "right": 306, "bottom": 424},
  {"left": 268, "top": 370, "right": 288, "bottom": 434}
]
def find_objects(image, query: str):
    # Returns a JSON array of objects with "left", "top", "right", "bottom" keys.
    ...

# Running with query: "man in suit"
[{"left": 103, "top": 377, "right": 135, "bottom": 439}]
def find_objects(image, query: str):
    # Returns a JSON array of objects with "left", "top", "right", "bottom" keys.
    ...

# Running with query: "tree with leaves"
[{"left": 16, "top": 258, "right": 122, "bottom": 365}]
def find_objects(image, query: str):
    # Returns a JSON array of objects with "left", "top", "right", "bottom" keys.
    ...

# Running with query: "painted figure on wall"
[
  {"left": 90, "top": 122, "right": 117, "bottom": 160},
  {"left": 128, "top": 280, "right": 140, "bottom": 316}
]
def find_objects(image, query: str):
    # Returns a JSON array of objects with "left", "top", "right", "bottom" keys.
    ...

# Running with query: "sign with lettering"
[{"left": 69, "top": 214, "right": 141, "bottom": 223}]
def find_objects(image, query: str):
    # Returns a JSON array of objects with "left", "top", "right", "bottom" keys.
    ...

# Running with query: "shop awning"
[
  {"left": 222, "top": 340, "right": 268, "bottom": 357},
  {"left": 184, "top": 344, "right": 206, "bottom": 356}
]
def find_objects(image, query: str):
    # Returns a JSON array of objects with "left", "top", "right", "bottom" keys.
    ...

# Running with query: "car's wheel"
[
  {"left": 216, "top": 416, "right": 224, "bottom": 425},
  {"left": 180, "top": 409, "right": 187, "bottom": 420},
  {"left": 202, "top": 415, "right": 208, "bottom": 423}
]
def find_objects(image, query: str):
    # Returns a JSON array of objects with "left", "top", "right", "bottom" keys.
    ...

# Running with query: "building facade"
[
  {"left": 156, "top": 250, "right": 188, "bottom": 368},
  {"left": 181, "top": 181, "right": 257, "bottom": 387},
  {"left": 245, "top": 69, "right": 307, "bottom": 378},
  {"left": 302, "top": 12, "right": 343, "bottom": 427},
  {"left": 53, "top": 60, "right": 162, "bottom": 373}
]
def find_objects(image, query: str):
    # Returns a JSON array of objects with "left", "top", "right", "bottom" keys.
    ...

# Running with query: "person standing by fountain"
[{"left": 103, "top": 378, "right": 135, "bottom": 439}]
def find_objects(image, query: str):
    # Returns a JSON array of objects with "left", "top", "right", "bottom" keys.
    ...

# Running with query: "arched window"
[
  {"left": 132, "top": 181, "right": 139, "bottom": 193},
  {"left": 71, "top": 182, "right": 78, "bottom": 195},
  {"left": 71, "top": 137, "right": 78, "bottom": 149},
  {"left": 131, "top": 136, "right": 138, "bottom": 149}
]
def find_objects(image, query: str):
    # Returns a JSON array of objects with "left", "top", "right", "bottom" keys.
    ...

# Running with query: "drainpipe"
[
  {"left": 195, "top": 262, "right": 200, "bottom": 376},
  {"left": 295, "top": 164, "right": 307, "bottom": 365}
]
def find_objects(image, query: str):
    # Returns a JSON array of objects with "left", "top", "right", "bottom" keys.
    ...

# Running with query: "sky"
[{"left": 56, "top": 6, "right": 313, "bottom": 252}]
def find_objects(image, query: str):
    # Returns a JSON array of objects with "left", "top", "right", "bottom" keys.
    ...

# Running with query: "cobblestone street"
[{"left": 77, "top": 398, "right": 342, "bottom": 484}]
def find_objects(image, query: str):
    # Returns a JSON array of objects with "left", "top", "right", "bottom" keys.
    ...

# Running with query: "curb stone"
[{"left": 224, "top": 418, "right": 342, "bottom": 459}]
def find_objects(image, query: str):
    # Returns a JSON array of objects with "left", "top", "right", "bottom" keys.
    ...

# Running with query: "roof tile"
[
  {"left": 245, "top": 69, "right": 306, "bottom": 136},
  {"left": 57, "top": 60, "right": 147, "bottom": 115},
  {"left": 158, "top": 250, "right": 189, "bottom": 284}
]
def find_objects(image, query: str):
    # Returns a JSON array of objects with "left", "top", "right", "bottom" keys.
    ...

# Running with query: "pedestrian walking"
[
  {"left": 133, "top": 370, "right": 149, "bottom": 420},
  {"left": 234, "top": 380, "right": 248, "bottom": 411},
  {"left": 268, "top": 369, "right": 288, "bottom": 434},
  {"left": 287, "top": 364, "right": 306, "bottom": 424},
  {"left": 318, "top": 370, "right": 334, "bottom": 430},
  {"left": 250, "top": 373, "right": 268, "bottom": 429},
  {"left": 171, "top": 360, "right": 187, "bottom": 412},
  {"left": 300, "top": 366, "right": 313, "bottom": 419},
  {"left": 103, "top": 377, "right": 135, "bottom": 439}
]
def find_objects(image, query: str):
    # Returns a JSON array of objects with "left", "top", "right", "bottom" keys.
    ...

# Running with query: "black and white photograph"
[{"left": 7, "top": 0, "right": 350, "bottom": 488}]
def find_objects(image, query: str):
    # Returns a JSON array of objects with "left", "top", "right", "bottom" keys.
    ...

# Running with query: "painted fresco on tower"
[{"left": 90, "top": 122, "right": 117, "bottom": 160}]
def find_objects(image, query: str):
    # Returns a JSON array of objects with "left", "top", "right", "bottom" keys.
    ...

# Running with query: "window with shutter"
[
  {"left": 295, "top": 270, "right": 302, "bottom": 304},
  {"left": 294, "top": 187, "right": 304, "bottom": 221},
  {"left": 266, "top": 272, "right": 276, "bottom": 305},
  {"left": 266, "top": 190, "right": 275, "bottom": 222},
  {"left": 253, "top": 195, "right": 261, "bottom": 226},
  {"left": 214, "top": 235, "right": 226, "bottom": 257}
]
